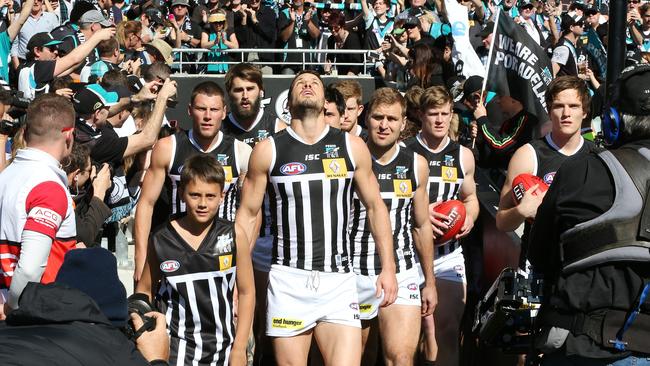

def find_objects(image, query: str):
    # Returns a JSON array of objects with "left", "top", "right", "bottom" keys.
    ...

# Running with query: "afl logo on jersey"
[
  {"left": 280, "top": 162, "right": 307, "bottom": 175},
  {"left": 543, "top": 172, "right": 556, "bottom": 185},
  {"left": 160, "top": 260, "right": 181, "bottom": 273},
  {"left": 407, "top": 283, "right": 418, "bottom": 291}
]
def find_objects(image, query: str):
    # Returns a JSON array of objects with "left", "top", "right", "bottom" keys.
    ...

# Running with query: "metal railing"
[{"left": 171, "top": 48, "right": 379, "bottom": 75}]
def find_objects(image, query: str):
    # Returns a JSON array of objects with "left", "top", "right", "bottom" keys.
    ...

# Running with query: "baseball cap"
[
  {"left": 477, "top": 21, "right": 494, "bottom": 38},
  {"left": 144, "top": 8, "right": 164, "bottom": 25},
  {"left": 171, "top": 0, "right": 190, "bottom": 7},
  {"left": 79, "top": 9, "right": 113, "bottom": 27},
  {"left": 584, "top": 5, "right": 599, "bottom": 16},
  {"left": 616, "top": 64, "right": 650, "bottom": 116},
  {"left": 462, "top": 75, "right": 484, "bottom": 101},
  {"left": 517, "top": 0, "right": 534, "bottom": 9},
  {"left": 208, "top": 13, "right": 226, "bottom": 23},
  {"left": 73, "top": 84, "right": 119, "bottom": 115},
  {"left": 404, "top": 16, "right": 420, "bottom": 28},
  {"left": 26, "top": 32, "right": 63, "bottom": 51}
]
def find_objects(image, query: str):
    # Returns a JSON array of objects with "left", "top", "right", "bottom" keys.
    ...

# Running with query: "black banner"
[{"left": 486, "top": 11, "right": 553, "bottom": 122}]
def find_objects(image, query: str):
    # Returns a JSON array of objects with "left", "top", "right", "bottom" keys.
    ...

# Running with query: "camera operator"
[
  {"left": 529, "top": 65, "right": 650, "bottom": 363},
  {"left": 63, "top": 143, "right": 112, "bottom": 247},
  {"left": 0, "top": 248, "right": 171, "bottom": 366}
]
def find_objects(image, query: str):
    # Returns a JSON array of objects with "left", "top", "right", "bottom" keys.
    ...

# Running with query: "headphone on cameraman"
[{"left": 602, "top": 64, "right": 650, "bottom": 146}]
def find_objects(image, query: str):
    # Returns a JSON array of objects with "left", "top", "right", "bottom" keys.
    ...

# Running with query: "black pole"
[{"left": 604, "top": 0, "right": 628, "bottom": 106}]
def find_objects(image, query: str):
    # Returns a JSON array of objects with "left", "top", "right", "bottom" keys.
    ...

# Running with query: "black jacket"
[
  {"left": 0, "top": 283, "right": 150, "bottom": 366},
  {"left": 74, "top": 192, "right": 112, "bottom": 247}
]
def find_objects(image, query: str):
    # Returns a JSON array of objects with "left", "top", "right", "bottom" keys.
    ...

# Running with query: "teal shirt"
[
  {"left": 206, "top": 33, "right": 229, "bottom": 74},
  {"left": 0, "top": 31, "right": 11, "bottom": 83}
]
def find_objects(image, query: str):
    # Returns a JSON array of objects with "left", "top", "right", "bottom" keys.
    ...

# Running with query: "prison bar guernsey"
[
  {"left": 351, "top": 145, "right": 419, "bottom": 276},
  {"left": 268, "top": 126, "right": 356, "bottom": 273},
  {"left": 153, "top": 217, "right": 237, "bottom": 366},
  {"left": 166, "top": 130, "right": 242, "bottom": 222}
]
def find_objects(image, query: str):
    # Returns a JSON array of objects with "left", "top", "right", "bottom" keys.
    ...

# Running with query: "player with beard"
[
  {"left": 221, "top": 63, "right": 287, "bottom": 148},
  {"left": 236, "top": 71, "right": 397, "bottom": 366},
  {"left": 221, "top": 63, "right": 287, "bottom": 364},
  {"left": 133, "top": 82, "right": 252, "bottom": 282}
]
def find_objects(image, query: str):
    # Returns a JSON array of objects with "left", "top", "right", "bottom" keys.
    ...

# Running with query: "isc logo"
[
  {"left": 280, "top": 162, "right": 307, "bottom": 175},
  {"left": 160, "top": 260, "right": 180, "bottom": 273}
]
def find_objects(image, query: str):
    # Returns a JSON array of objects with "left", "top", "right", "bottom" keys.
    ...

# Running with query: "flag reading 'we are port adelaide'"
[{"left": 485, "top": 10, "right": 554, "bottom": 122}]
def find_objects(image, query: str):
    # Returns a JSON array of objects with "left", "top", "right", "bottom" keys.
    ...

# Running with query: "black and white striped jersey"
[
  {"left": 153, "top": 217, "right": 237, "bottom": 366},
  {"left": 350, "top": 145, "right": 419, "bottom": 275},
  {"left": 404, "top": 135, "right": 465, "bottom": 203},
  {"left": 221, "top": 109, "right": 279, "bottom": 239},
  {"left": 221, "top": 109, "right": 279, "bottom": 148},
  {"left": 267, "top": 126, "right": 356, "bottom": 273},
  {"left": 166, "top": 130, "right": 242, "bottom": 222}
]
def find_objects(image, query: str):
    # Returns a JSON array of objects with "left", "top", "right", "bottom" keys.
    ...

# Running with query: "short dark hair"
[
  {"left": 325, "top": 85, "right": 345, "bottom": 116},
  {"left": 328, "top": 10, "right": 346, "bottom": 28},
  {"left": 179, "top": 154, "right": 225, "bottom": 190},
  {"left": 288, "top": 70, "right": 323, "bottom": 100},
  {"left": 143, "top": 61, "right": 172, "bottom": 82},
  {"left": 64, "top": 143, "right": 91, "bottom": 175},
  {"left": 101, "top": 69, "right": 129, "bottom": 90},
  {"left": 191, "top": 81, "right": 225, "bottom": 106},
  {"left": 225, "top": 63, "right": 263, "bottom": 93},
  {"left": 97, "top": 38, "right": 119, "bottom": 58},
  {"left": 545, "top": 76, "right": 590, "bottom": 115}
]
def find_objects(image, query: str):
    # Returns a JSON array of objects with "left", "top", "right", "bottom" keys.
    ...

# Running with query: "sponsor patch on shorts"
[
  {"left": 359, "top": 303, "right": 373, "bottom": 313},
  {"left": 271, "top": 317, "right": 304, "bottom": 329}
]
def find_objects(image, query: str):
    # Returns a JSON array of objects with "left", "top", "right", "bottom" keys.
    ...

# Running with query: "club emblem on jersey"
[
  {"left": 257, "top": 130, "right": 269, "bottom": 140},
  {"left": 543, "top": 172, "right": 556, "bottom": 185},
  {"left": 280, "top": 162, "right": 307, "bottom": 175},
  {"left": 216, "top": 154, "right": 229, "bottom": 166},
  {"left": 323, "top": 158, "right": 348, "bottom": 179},
  {"left": 393, "top": 179, "right": 413, "bottom": 198},
  {"left": 444, "top": 155, "right": 455, "bottom": 167},
  {"left": 219, "top": 254, "right": 233, "bottom": 271},
  {"left": 441, "top": 166, "right": 458, "bottom": 183},
  {"left": 395, "top": 166, "right": 409, "bottom": 179},
  {"left": 215, "top": 234, "right": 233, "bottom": 254},
  {"left": 160, "top": 260, "right": 181, "bottom": 273},
  {"left": 324, "top": 145, "right": 340, "bottom": 158}
]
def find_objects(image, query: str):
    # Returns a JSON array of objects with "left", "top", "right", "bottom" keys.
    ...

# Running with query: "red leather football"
[
  {"left": 433, "top": 200, "right": 466, "bottom": 244},
  {"left": 511, "top": 173, "right": 549, "bottom": 203}
]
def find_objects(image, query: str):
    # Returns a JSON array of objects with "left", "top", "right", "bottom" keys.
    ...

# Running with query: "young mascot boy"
[{"left": 136, "top": 154, "right": 255, "bottom": 366}]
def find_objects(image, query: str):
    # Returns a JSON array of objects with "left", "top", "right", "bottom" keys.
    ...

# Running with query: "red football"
[
  {"left": 433, "top": 200, "right": 466, "bottom": 244},
  {"left": 511, "top": 173, "right": 549, "bottom": 204}
]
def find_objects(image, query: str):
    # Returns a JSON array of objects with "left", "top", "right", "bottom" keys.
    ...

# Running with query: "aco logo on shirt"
[
  {"left": 322, "top": 158, "right": 347, "bottom": 179},
  {"left": 393, "top": 179, "right": 413, "bottom": 198},
  {"left": 271, "top": 317, "right": 304, "bottom": 329}
]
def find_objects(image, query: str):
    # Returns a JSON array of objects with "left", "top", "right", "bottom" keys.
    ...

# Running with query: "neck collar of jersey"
[{"left": 14, "top": 148, "right": 67, "bottom": 182}]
